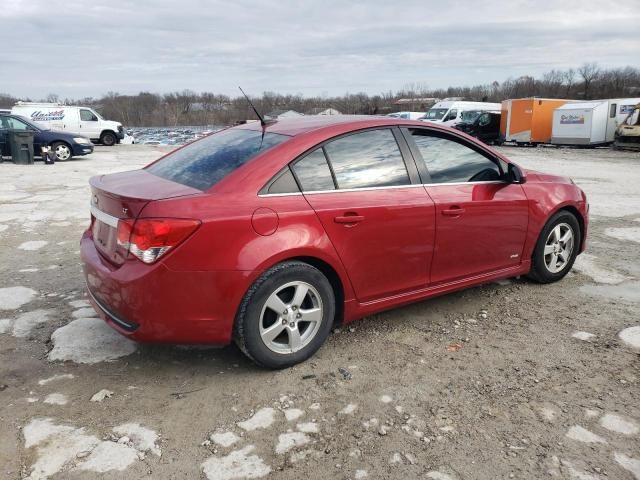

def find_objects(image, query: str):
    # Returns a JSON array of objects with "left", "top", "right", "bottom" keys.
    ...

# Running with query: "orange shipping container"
[{"left": 500, "top": 98, "right": 573, "bottom": 144}]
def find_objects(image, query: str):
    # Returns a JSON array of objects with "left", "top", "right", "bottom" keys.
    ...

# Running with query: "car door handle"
[
  {"left": 334, "top": 214, "right": 365, "bottom": 224},
  {"left": 442, "top": 207, "right": 465, "bottom": 216}
]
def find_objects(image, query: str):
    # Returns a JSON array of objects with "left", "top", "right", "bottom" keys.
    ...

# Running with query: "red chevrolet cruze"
[{"left": 81, "top": 116, "right": 588, "bottom": 368}]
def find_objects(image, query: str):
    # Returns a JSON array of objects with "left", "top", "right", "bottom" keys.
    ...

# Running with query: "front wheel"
[
  {"left": 234, "top": 261, "right": 335, "bottom": 369},
  {"left": 527, "top": 211, "right": 581, "bottom": 283},
  {"left": 51, "top": 142, "right": 72, "bottom": 161},
  {"left": 100, "top": 131, "right": 116, "bottom": 146}
]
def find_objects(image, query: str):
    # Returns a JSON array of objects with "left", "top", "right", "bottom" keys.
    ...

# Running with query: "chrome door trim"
[{"left": 90, "top": 205, "right": 119, "bottom": 228}]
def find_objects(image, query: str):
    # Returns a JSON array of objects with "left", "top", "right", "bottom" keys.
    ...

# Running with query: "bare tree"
[{"left": 578, "top": 63, "right": 600, "bottom": 99}]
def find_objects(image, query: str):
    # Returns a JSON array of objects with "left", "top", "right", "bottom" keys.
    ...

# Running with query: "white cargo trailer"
[{"left": 551, "top": 101, "right": 616, "bottom": 146}]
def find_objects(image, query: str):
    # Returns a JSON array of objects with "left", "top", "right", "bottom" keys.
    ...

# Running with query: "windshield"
[
  {"left": 147, "top": 128, "right": 290, "bottom": 191},
  {"left": 460, "top": 111, "right": 483, "bottom": 123},
  {"left": 421, "top": 108, "right": 448, "bottom": 121}
]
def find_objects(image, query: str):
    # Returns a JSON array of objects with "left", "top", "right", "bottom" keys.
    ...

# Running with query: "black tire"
[
  {"left": 51, "top": 142, "right": 73, "bottom": 161},
  {"left": 100, "top": 131, "right": 116, "bottom": 146},
  {"left": 527, "top": 210, "right": 581, "bottom": 284},
  {"left": 234, "top": 261, "right": 335, "bottom": 369}
]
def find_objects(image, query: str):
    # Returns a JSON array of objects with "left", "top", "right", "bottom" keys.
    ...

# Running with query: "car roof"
[{"left": 236, "top": 115, "right": 437, "bottom": 136}]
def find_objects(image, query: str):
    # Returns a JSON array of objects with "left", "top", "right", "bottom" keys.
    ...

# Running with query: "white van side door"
[{"left": 78, "top": 108, "right": 100, "bottom": 139}]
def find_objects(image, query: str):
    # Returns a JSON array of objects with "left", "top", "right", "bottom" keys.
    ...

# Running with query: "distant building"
[
  {"left": 306, "top": 107, "right": 342, "bottom": 116},
  {"left": 265, "top": 109, "right": 304, "bottom": 120}
]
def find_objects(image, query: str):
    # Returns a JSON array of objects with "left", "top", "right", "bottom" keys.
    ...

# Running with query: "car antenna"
[{"left": 238, "top": 86, "right": 273, "bottom": 128}]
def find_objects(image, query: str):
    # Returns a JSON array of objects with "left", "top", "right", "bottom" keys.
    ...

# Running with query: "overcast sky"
[{"left": 2, "top": 0, "right": 639, "bottom": 99}]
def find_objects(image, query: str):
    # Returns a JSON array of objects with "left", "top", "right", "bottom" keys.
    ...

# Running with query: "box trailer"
[
  {"left": 551, "top": 98, "right": 640, "bottom": 146},
  {"left": 500, "top": 98, "right": 573, "bottom": 144},
  {"left": 551, "top": 101, "right": 614, "bottom": 146}
]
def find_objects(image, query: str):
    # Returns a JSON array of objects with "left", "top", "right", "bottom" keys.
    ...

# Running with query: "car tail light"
[{"left": 116, "top": 218, "right": 200, "bottom": 264}]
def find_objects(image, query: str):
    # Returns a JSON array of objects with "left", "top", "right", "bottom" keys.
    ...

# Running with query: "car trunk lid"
[{"left": 89, "top": 169, "right": 200, "bottom": 265}]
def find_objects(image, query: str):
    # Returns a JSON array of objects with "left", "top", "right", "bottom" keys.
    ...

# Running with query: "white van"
[
  {"left": 419, "top": 101, "right": 501, "bottom": 126},
  {"left": 11, "top": 102, "right": 124, "bottom": 146}
]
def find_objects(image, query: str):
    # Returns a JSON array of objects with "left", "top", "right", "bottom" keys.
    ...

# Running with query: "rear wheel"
[
  {"left": 234, "top": 261, "right": 335, "bottom": 369},
  {"left": 528, "top": 211, "right": 581, "bottom": 283},
  {"left": 51, "top": 142, "right": 72, "bottom": 161},
  {"left": 100, "top": 131, "right": 116, "bottom": 146}
]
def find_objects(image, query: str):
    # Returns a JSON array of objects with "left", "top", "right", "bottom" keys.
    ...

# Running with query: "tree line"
[{"left": 1, "top": 63, "right": 638, "bottom": 127}]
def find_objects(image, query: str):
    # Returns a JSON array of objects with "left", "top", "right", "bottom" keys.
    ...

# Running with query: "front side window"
[
  {"left": 148, "top": 128, "right": 289, "bottom": 190},
  {"left": 323, "top": 129, "right": 410, "bottom": 189},
  {"left": 610, "top": 103, "right": 617, "bottom": 118},
  {"left": 293, "top": 148, "right": 335, "bottom": 191},
  {"left": 409, "top": 129, "right": 502, "bottom": 184},
  {"left": 444, "top": 109, "right": 458, "bottom": 122},
  {"left": 80, "top": 109, "right": 98, "bottom": 121}
]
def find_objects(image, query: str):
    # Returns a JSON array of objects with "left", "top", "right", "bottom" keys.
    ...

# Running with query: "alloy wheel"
[
  {"left": 543, "top": 222, "right": 574, "bottom": 273},
  {"left": 55, "top": 144, "right": 71, "bottom": 161},
  {"left": 259, "top": 281, "right": 323, "bottom": 354}
]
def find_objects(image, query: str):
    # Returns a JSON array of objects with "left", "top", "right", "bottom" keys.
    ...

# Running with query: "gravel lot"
[{"left": 1, "top": 144, "right": 639, "bottom": 480}]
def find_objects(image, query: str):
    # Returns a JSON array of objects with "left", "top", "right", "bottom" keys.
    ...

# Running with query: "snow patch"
[
  {"left": 605, "top": 227, "right": 640, "bottom": 244},
  {"left": 202, "top": 445, "right": 270, "bottom": 480},
  {"left": 566, "top": 425, "right": 607, "bottom": 444},
  {"left": 112, "top": 423, "right": 161, "bottom": 456},
  {"left": 210, "top": 431, "right": 240, "bottom": 448},
  {"left": 296, "top": 422, "right": 319, "bottom": 433},
  {"left": 284, "top": 408, "right": 304, "bottom": 421},
  {"left": 23, "top": 418, "right": 157, "bottom": 479},
  {"left": 572, "top": 331, "right": 595, "bottom": 342},
  {"left": 43, "top": 393, "right": 68, "bottom": 406},
  {"left": 573, "top": 253, "right": 629, "bottom": 284},
  {"left": 76, "top": 441, "right": 139, "bottom": 472},
  {"left": 71, "top": 307, "right": 98, "bottom": 319},
  {"left": 238, "top": 407, "right": 276, "bottom": 431},
  {"left": 23, "top": 418, "right": 100, "bottom": 479},
  {"left": 275, "top": 431, "right": 310, "bottom": 454},
  {"left": 0, "top": 318, "right": 12, "bottom": 334},
  {"left": 379, "top": 394, "right": 393, "bottom": 403},
  {"left": 48, "top": 317, "right": 137, "bottom": 364},
  {"left": 426, "top": 473, "right": 454, "bottom": 480},
  {"left": 68, "top": 300, "right": 91, "bottom": 309},
  {"left": 0, "top": 286, "right": 37, "bottom": 310},
  {"left": 11, "top": 310, "right": 54, "bottom": 337},
  {"left": 614, "top": 452, "right": 640, "bottom": 479},
  {"left": 599, "top": 413, "right": 639, "bottom": 435},
  {"left": 18, "top": 240, "right": 48, "bottom": 251},
  {"left": 339, "top": 403, "right": 358, "bottom": 415},
  {"left": 619, "top": 326, "right": 640, "bottom": 350},
  {"left": 355, "top": 470, "right": 368, "bottom": 479},
  {"left": 38, "top": 374, "right": 75, "bottom": 386}
]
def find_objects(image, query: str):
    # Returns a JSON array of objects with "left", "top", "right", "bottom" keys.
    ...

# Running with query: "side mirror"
[{"left": 508, "top": 163, "right": 526, "bottom": 184}]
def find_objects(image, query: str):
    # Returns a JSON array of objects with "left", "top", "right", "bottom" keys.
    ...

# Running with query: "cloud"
[{"left": 3, "top": 0, "right": 639, "bottom": 98}]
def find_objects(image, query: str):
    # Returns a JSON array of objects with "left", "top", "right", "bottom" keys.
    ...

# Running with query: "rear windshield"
[{"left": 147, "top": 128, "right": 289, "bottom": 190}]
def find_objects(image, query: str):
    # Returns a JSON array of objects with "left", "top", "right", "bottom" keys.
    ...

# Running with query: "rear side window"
[
  {"left": 148, "top": 128, "right": 289, "bottom": 191},
  {"left": 409, "top": 129, "right": 501, "bottom": 183},
  {"left": 323, "top": 129, "right": 410, "bottom": 189},
  {"left": 293, "top": 148, "right": 335, "bottom": 191}
]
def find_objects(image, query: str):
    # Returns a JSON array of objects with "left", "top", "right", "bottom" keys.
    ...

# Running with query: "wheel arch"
[
  {"left": 550, "top": 204, "right": 586, "bottom": 252},
  {"left": 290, "top": 255, "right": 345, "bottom": 326}
]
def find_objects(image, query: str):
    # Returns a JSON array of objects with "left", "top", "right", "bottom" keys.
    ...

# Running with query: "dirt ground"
[{"left": 1, "top": 144, "right": 639, "bottom": 480}]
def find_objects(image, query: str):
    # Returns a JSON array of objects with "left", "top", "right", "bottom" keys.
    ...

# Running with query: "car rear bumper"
[{"left": 80, "top": 230, "right": 251, "bottom": 345}]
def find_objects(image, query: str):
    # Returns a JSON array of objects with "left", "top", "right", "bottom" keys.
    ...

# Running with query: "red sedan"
[{"left": 81, "top": 116, "right": 588, "bottom": 368}]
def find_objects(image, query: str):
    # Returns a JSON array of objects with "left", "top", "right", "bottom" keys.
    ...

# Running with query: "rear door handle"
[
  {"left": 334, "top": 214, "right": 365, "bottom": 224},
  {"left": 442, "top": 207, "right": 465, "bottom": 216}
]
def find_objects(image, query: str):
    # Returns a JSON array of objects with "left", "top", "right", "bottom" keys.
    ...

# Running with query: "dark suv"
[
  {"left": 454, "top": 111, "right": 502, "bottom": 145},
  {"left": 0, "top": 114, "right": 94, "bottom": 161}
]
